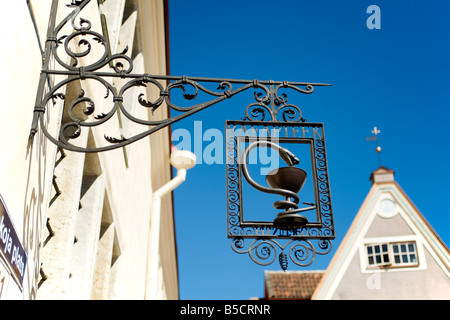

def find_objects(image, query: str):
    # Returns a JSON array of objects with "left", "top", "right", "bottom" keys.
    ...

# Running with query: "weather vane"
[{"left": 366, "top": 126, "right": 382, "bottom": 166}]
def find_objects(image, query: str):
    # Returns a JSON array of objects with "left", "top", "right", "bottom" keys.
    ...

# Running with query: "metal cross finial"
[
  {"left": 366, "top": 126, "right": 382, "bottom": 166},
  {"left": 366, "top": 126, "right": 381, "bottom": 142},
  {"left": 372, "top": 126, "right": 380, "bottom": 136}
]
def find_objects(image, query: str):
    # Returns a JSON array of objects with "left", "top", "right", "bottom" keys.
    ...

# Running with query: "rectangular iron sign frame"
[{"left": 226, "top": 120, "right": 335, "bottom": 240}]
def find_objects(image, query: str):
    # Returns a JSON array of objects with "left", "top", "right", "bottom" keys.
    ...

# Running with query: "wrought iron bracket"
[{"left": 29, "top": 0, "right": 330, "bottom": 153}]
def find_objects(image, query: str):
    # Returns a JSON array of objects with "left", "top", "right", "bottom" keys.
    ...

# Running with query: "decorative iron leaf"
[
  {"left": 66, "top": 0, "right": 83, "bottom": 7},
  {"left": 138, "top": 93, "right": 160, "bottom": 114},
  {"left": 78, "top": 39, "right": 90, "bottom": 48},
  {"left": 51, "top": 93, "right": 66, "bottom": 101},
  {"left": 172, "top": 84, "right": 197, "bottom": 100},
  {"left": 138, "top": 93, "right": 152, "bottom": 107},
  {"left": 70, "top": 128, "right": 81, "bottom": 139},
  {"left": 183, "top": 93, "right": 196, "bottom": 100},
  {"left": 83, "top": 101, "right": 95, "bottom": 116},
  {"left": 104, "top": 135, "right": 127, "bottom": 144},
  {"left": 120, "top": 45, "right": 129, "bottom": 55},
  {"left": 135, "top": 80, "right": 147, "bottom": 87},
  {"left": 94, "top": 113, "right": 108, "bottom": 120},
  {"left": 92, "top": 36, "right": 104, "bottom": 44},
  {"left": 172, "top": 84, "right": 185, "bottom": 91},
  {"left": 56, "top": 35, "right": 67, "bottom": 46}
]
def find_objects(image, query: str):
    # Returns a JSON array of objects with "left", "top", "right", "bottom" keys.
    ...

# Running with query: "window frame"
[
  {"left": 361, "top": 238, "right": 422, "bottom": 271},
  {"left": 390, "top": 241, "right": 419, "bottom": 267},
  {"left": 366, "top": 243, "right": 391, "bottom": 268}
]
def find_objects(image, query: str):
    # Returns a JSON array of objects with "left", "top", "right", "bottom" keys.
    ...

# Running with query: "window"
[
  {"left": 392, "top": 242, "right": 418, "bottom": 266},
  {"left": 365, "top": 241, "right": 419, "bottom": 269},
  {"left": 366, "top": 243, "right": 390, "bottom": 267}
]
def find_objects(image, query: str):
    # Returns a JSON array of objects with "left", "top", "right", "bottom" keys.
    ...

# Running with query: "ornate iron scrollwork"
[
  {"left": 31, "top": 0, "right": 334, "bottom": 270},
  {"left": 231, "top": 238, "right": 332, "bottom": 271},
  {"left": 30, "top": 0, "right": 330, "bottom": 153}
]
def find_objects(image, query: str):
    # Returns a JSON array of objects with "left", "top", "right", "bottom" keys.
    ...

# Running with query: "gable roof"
[
  {"left": 312, "top": 166, "right": 450, "bottom": 299},
  {"left": 264, "top": 270, "right": 324, "bottom": 300}
]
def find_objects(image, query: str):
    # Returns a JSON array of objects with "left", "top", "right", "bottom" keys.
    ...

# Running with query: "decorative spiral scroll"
[
  {"left": 231, "top": 238, "right": 332, "bottom": 269},
  {"left": 276, "top": 104, "right": 303, "bottom": 122},
  {"left": 243, "top": 81, "right": 314, "bottom": 122},
  {"left": 245, "top": 103, "right": 272, "bottom": 121}
]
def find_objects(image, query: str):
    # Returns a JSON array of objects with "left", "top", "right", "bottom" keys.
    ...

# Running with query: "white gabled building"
[
  {"left": 262, "top": 166, "right": 450, "bottom": 300},
  {"left": 312, "top": 166, "right": 450, "bottom": 299}
]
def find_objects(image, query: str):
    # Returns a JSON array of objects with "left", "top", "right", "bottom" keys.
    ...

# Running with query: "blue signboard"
[{"left": 0, "top": 195, "right": 26, "bottom": 290}]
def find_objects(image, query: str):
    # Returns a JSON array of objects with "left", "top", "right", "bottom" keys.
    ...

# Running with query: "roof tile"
[{"left": 265, "top": 271, "right": 324, "bottom": 300}]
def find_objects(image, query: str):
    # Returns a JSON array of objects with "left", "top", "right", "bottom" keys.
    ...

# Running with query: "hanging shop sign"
[{"left": 226, "top": 106, "right": 335, "bottom": 270}]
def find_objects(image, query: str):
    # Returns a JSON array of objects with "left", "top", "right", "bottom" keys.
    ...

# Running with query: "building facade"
[{"left": 0, "top": 0, "right": 180, "bottom": 300}]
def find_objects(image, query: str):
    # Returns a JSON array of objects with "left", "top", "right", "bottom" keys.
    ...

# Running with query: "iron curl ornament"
[
  {"left": 29, "top": 0, "right": 330, "bottom": 153},
  {"left": 30, "top": 0, "right": 335, "bottom": 269},
  {"left": 231, "top": 238, "right": 333, "bottom": 271}
]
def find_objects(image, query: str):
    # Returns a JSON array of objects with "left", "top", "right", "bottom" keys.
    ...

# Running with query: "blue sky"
[{"left": 168, "top": 0, "right": 450, "bottom": 300}]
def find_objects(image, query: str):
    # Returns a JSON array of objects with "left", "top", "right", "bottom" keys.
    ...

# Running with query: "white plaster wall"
[
  {"left": 0, "top": 0, "right": 62, "bottom": 300},
  {"left": 0, "top": 0, "right": 176, "bottom": 300}
]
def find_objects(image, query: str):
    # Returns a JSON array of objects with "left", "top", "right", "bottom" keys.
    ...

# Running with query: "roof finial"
[{"left": 366, "top": 126, "right": 382, "bottom": 167}]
